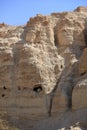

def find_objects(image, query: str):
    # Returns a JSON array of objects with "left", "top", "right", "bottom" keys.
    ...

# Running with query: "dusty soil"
[
  {"left": 0, "top": 108, "right": 87, "bottom": 130},
  {"left": 34, "top": 109, "right": 87, "bottom": 130}
]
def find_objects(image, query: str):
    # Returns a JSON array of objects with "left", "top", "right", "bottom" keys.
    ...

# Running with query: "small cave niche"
[
  {"left": 1, "top": 94, "right": 5, "bottom": 98},
  {"left": 61, "top": 65, "right": 63, "bottom": 69},
  {"left": 18, "top": 86, "right": 21, "bottom": 91},
  {"left": 23, "top": 87, "right": 27, "bottom": 90},
  {"left": 17, "top": 86, "right": 28, "bottom": 91},
  {"left": 3, "top": 86, "right": 7, "bottom": 90},
  {"left": 33, "top": 84, "right": 43, "bottom": 93}
]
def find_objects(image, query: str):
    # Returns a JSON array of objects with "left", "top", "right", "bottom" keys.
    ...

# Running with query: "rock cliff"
[{"left": 0, "top": 6, "right": 87, "bottom": 130}]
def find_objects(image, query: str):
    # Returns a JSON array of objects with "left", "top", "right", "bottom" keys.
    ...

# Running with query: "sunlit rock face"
[{"left": 0, "top": 6, "right": 87, "bottom": 117}]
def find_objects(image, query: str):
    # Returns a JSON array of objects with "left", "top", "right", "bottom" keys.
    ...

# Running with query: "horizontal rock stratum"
[{"left": 0, "top": 6, "right": 87, "bottom": 130}]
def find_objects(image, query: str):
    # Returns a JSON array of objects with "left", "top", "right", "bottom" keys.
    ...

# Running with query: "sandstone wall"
[{"left": 0, "top": 7, "right": 87, "bottom": 117}]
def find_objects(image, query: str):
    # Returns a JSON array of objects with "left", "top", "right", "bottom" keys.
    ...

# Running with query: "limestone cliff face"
[{"left": 0, "top": 6, "right": 87, "bottom": 115}]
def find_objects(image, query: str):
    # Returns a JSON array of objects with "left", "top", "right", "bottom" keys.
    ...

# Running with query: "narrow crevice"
[
  {"left": 84, "top": 28, "right": 87, "bottom": 46},
  {"left": 54, "top": 34, "right": 58, "bottom": 47},
  {"left": 54, "top": 26, "right": 59, "bottom": 47},
  {"left": 80, "top": 71, "right": 86, "bottom": 76}
]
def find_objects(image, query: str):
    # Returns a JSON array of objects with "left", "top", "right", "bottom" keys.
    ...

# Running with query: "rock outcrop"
[{"left": 0, "top": 6, "right": 87, "bottom": 130}]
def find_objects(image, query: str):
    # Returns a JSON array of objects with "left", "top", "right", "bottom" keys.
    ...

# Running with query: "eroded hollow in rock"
[
  {"left": 33, "top": 84, "right": 43, "bottom": 93},
  {"left": 2, "top": 94, "right": 5, "bottom": 97},
  {"left": 18, "top": 86, "right": 21, "bottom": 91},
  {"left": 61, "top": 65, "right": 63, "bottom": 69},
  {"left": 80, "top": 71, "right": 86, "bottom": 76},
  {"left": 3, "top": 86, "right": 7, "bottom": 90}
]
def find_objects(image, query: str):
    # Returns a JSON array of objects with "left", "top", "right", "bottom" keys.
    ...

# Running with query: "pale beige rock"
[{"left": 0, "top": 7, "right": 87, "bottom": 130}]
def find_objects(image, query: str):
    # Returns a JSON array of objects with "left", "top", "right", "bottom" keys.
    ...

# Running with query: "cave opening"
[
  {"left": 2, "top": 94, "right": 5, "bottom": 97},
  {"left": 3, "top": 86, "right": 7, "bottom": 90},
  {"left": 33, "top": 84, "right": 43, "bottom": 93}
]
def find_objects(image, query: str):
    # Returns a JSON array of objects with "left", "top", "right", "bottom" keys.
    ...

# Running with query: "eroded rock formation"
[{"left": 0, "top": 6, "right": 87, "bottom": 130}]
